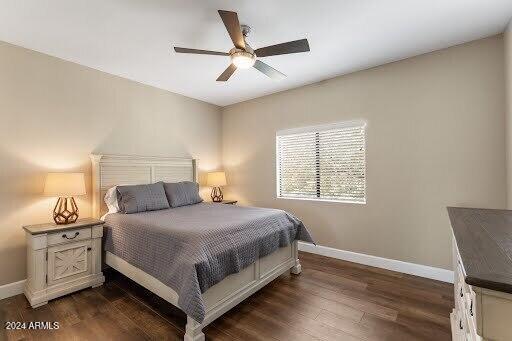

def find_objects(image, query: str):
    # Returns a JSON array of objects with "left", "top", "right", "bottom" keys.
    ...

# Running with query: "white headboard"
[{"left": 90, "top": 154, "right": 197, "bottom": 218}]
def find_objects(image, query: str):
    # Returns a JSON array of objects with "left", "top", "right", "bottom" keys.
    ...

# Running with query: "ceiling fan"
[{"left": 173, "top": 10, "right": 310, "bottom": 82}]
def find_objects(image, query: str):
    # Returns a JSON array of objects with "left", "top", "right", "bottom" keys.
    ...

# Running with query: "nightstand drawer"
[{"left": 47, "top": 227, "right": 92, "bottom": 246}]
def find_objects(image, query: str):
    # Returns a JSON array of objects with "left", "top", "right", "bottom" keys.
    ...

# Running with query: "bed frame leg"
[
  {"left": 290, "top": 241, "right": 302, "bottom": 275},
  {"left": 291, "top": 260, "right": 302, "bottom": 275},
  {"left": 184, "top": 316, "right": 205, "bottom": 341}
]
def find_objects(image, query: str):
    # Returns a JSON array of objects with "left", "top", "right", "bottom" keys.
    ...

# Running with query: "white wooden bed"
[{"left": 90, "top": 154, "right": 302, "bottom": 341}]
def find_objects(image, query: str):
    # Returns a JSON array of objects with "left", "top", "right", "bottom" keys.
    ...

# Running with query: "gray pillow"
[
  {"left": 163, "top": 181, "right": 203, "bottom": 208},
  {"left": 116, "top": 182, "right": 170, "bottom": 214}
]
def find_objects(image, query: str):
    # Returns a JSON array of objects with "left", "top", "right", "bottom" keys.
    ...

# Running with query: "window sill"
[{"left": 276, "top": 196, "right": 366, "bottom": 205}]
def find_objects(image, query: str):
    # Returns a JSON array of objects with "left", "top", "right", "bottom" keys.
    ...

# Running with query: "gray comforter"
[{"left": 103, "top": 203, "right": 314, "bottom": 323}]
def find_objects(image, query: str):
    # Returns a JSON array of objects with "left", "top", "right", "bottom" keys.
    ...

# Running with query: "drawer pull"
[
  {"left": 459, "top": 319, "right": 463, "bottom": 330},
  {"left": 460, "top": 287, "right": 463, "bottom": 297},
  {"left": 87, "top": 247, "right": 92, "bottom": 251},
  {"left": 62, "top": 231, "right": 80, "bottom": 240},
  {"left": 470, "top": 300, "right": 473, "bottom": 316}
]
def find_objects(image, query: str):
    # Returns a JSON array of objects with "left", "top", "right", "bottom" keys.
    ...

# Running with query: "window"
[{"left": 276, "top": 120, "right": 366, "bottom": 204}]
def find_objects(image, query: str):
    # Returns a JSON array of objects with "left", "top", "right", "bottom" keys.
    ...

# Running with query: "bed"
[{"left": 90, "top": 154, "right": 313, "bottom": 341}]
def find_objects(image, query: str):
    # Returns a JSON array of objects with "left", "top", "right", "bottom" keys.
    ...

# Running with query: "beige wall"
[
  {"left": 0, "top": 41, "right": 222, "bottom": 285},
  {"left": 222, "top": 35, "right": 506, "bottom": 270},
  {"left": 0, "top": 34, "right": 507, "bottom": 285},
  {"left": 506, "top": 22, "right": 512, "bottom": 208}
]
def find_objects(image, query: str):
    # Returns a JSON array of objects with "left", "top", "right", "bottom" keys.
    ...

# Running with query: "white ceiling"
[{"left": 1, "top": 0, "right": 512, "bottom": 106}]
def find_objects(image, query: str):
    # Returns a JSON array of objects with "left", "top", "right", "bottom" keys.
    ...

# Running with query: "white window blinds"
[{"left": 276, "top": 120, "right": 366, "bottom": 203}]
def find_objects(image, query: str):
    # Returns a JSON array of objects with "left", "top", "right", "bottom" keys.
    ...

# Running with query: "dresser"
[
  {"left": 448, "top": 207, "right": 512, "bottom": 341},
  {"left": 23, "top": 218, "right": 105, "bottom": 308}
]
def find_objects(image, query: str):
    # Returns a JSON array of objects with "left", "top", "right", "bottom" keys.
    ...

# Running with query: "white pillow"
[{"left": 101, "top": 186, "right": 120, "bottom": 220}]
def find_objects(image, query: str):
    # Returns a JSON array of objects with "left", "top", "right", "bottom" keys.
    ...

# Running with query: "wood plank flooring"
[{"left": 0, "top": 252, "right": 454, "bottom": 340}]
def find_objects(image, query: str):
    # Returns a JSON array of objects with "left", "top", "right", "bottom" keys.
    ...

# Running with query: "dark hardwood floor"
[{"left": 0, "top": 252, "right": 454, "bottom": 340}]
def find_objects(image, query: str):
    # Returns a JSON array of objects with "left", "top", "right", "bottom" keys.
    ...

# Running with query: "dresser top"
[
  {"left": 23, "top": 218, "right": 103, "bottom": 235},
  {"left": 448, "top": 207, "right": 512, "bottom": 294}
]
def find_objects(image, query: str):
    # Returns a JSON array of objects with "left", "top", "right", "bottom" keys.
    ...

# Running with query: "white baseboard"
[
  {"left": 298, "top": 242, "right": 454, "bottom": 283},
  {"left": 0, "top": 279, "right": 26, "bottom": 300}
]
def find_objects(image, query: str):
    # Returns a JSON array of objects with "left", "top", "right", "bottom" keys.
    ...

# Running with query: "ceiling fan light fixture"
[{"left": 231, "top": 50, "right": 256, "bottom": 69}]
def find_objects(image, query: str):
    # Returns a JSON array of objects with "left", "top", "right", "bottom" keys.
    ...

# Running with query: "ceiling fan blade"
[
  {"left": 216, "top": 64, "right": 237, "bottom": 82},
  {"left": 254, "top": 39, "right": 310, "bottom": 57},
  {"left": 174, "top": 47, "right": 229, "bottom": 56},
  {"left": 218, "top": 10, "right": 245, "bottom": 50},
  {"left": 253, "top": 60, "right": 286, "bottom": 80}
]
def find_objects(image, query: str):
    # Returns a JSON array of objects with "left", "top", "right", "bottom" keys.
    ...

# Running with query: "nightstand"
[
  {"left": 23, "top": 218, "right": 105, "bottom": 308},
  {"left": 215, "top": 200, "right": 238, "bottom": 205}
]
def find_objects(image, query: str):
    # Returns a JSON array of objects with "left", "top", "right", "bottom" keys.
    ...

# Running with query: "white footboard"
[{"left": 106, "top": 241, "right": 301, "bottom": 341}]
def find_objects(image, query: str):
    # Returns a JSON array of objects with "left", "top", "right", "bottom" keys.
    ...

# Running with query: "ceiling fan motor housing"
[{"left": 241, "top": 24, "right": 251, "bottom": 37}]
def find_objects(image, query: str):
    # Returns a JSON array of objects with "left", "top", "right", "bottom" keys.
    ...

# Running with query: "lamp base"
[
  {"left": 211, "top": 187, "right": 223, "bottom": 202},
  {"left": 53, "top": 197, "right": 79, "bottom": 225}
]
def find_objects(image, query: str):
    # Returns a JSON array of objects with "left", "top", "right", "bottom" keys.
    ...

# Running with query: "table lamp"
[
  {"left": 44, "top": 172, "right": 86, "bottom": 225},
  {"left": 207, "top": 171, "right": 227, "bottom": 202}
]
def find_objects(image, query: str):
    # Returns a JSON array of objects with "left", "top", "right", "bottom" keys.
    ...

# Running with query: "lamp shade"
[
  {"left": 207, "top": 171, "right": 227, "bottom": 187},
  {"left": 44, "top": 173, "right": 86, "bottom": 197}
]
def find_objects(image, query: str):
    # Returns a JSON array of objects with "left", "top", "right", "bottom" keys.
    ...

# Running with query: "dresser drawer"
[
  {"left": 451, "top": 310, "right": 464, "bottom": 341},
  {"left": 456, "top": 272, "right": 483, "bottom": 337},
  {"left": 464, "top": 290, "right": 477, "bottom": 326},
  {"left": 454, "top": 251, "right": 466, "bottom": 298},
  {"left": 454, "top": 308, "right": 474, "bottom": 341},
  {"left": 456, "top": 273, "right": 468, "bottom": 311},
  {"left": 47, "top": 227, "right": 92, "bottom": 246},
  {"left": 459, "top": 300, "right": 480, "bottom": 341}
]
